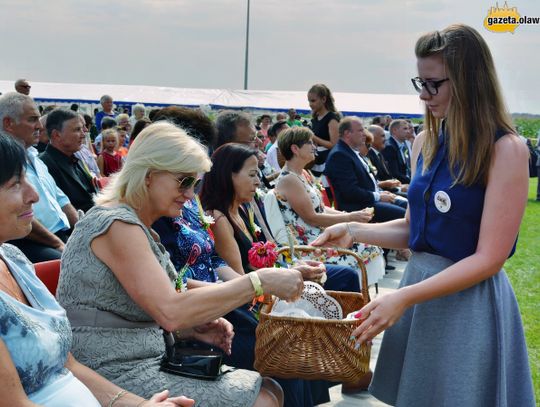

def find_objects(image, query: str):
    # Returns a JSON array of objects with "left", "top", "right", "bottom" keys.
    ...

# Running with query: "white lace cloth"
[{"left": 271, "top": 282, "right": 343, "bottom": 320}]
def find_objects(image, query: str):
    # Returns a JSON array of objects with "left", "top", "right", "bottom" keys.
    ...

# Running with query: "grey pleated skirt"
[{"left": 369, "top": 251, "right": 535, "bottom": 407}]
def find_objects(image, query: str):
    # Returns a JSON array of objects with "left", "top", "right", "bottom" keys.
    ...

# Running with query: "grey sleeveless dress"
[{"left": 57, "top": 205, "right": 261, "bottom": 407}]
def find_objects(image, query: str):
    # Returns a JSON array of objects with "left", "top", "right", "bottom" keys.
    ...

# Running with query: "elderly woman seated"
[
  {"left": 0, "top": 134, "right": 194, "bottom": 407},
  {"left": 56, "top": 122, "right": 304, "bottom": 407},
  {"left": 274, "top": 127, "right": 386, "bottom": 286},
  {"left": 151, "top": 108, "right": 325, "bottom": 406}
]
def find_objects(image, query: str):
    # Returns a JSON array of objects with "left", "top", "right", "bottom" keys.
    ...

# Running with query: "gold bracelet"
[
  {"left": 248, "top": 272, "right": 264, "bottom": 297},
  {"left": 108, "top": 390, "right": 128, "bottom": 407},
  {"left": 136, "top": 400, "right": 148, "bottom": 407}
]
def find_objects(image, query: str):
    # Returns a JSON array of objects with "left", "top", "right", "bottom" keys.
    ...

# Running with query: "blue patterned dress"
[
  {"left": 0, "top": 244, "right": 99, "bottom": 406},
  {"left": 153, "top": 199, "right": 225, "bottom": 283}
]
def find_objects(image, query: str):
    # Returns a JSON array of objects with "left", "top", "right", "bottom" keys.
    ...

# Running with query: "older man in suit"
[
  {"left": 382, "top": 119, "right": 411, "bottom": 184},
  {"left": 325, "top": 117, "right": 406, "bottom": 223},
  {"left": 367, "top": 124, "right": 408, "bottom": 196},
  {"left": 39, "top": 109, "right": 96, "bottom": 212}
]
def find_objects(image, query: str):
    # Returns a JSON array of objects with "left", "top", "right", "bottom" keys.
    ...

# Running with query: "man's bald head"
[
  {"left": 14, "top": 79, "right": 31, "bottom": 95},
  {"left": 368, "top": 125, "right": 386, "bottom": 152}
]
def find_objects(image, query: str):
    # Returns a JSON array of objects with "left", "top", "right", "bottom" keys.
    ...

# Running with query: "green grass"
[{"left": 505, "top": 178, "right": 539, "bottom": 401}]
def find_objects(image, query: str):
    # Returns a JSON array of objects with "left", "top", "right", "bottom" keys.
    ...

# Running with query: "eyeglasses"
[
  {"left": 169, "top": 174, "right": 201, "bottom": 191},
  {"left": 297, "top": 140, "right": 316, "bottom": 148},
  {"left": 411, "top": 77, "right": 449, "bottom": 96}
]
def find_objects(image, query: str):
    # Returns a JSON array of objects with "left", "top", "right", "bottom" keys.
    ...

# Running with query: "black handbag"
[{"left": 161, "top": 332, "right": 225, "bottom": 380}]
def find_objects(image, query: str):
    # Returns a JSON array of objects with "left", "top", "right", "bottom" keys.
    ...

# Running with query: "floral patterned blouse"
[{"left": 276, "top": 169, "right": 383, "bottom": 268}]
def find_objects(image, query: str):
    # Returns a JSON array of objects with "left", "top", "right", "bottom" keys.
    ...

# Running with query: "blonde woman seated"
[
  {"left": 274, "top": 127, "right": 385, "bottom": 285},
  {"left": 0, "top": 134, "right": 192, "bottom": 407},
  {"left": 56, "top": 122, "right": 304, "bottom": 407}
]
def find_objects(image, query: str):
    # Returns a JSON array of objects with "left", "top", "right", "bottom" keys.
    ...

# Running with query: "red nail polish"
[{"left": 354, "top": 311, "right": 362, "bottom": 318}]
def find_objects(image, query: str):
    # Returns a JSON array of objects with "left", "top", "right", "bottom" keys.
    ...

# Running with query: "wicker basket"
[{"left": 254, "top": 246, "right": 371, "bottom": 382}]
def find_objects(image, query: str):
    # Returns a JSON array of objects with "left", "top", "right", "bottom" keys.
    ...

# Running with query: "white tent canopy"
[{"left": 0, "top": 80, "right": 424, "bottom": 118}]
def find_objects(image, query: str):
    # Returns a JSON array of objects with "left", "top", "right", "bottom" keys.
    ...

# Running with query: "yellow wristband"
[{"left": 248, "top": 272, "right": 264, "bottom": 297}]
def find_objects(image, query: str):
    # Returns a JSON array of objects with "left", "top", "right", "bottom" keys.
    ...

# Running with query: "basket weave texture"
[{"left": 254, "top": 246, "right": 371, "bottom": 382}]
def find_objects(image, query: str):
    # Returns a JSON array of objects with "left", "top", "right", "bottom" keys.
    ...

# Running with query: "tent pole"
[{"left": 244, "top": 0, "right": 250, "bottom": 90}]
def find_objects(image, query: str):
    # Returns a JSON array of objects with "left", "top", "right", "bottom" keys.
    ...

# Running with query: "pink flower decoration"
[{"left": 248, "top": 241, "right": 279, "bottom": 269}]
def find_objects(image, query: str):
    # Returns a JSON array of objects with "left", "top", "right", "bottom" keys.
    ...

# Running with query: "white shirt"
[
  {"left": 352, "top": 149, "right": 381, "bottom": 202},
  {"left": 265, "top": 143, "right": 280, "bottom": 172},
  {"left": 26, "top": 147, "right": 70, "bottom": 233}
]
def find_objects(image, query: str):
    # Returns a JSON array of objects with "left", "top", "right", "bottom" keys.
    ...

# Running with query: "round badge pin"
[{"left": 434, "top": 191, "right": 451, "bottom": 213}]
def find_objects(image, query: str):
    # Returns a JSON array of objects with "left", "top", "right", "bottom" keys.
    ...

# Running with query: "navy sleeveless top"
[{"left": 408, "top": 126, "right": 516, "bottom": 262}]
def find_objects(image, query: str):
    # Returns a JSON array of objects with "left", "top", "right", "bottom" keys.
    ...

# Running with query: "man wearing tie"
[
  {"left": 382, "top": 119, "right": 411, "bottom": 184},
  {"left": 367, "top": 125, "right": 408, "bottom": 196},
  {"left": 325, "top": 117, "right": 406, "bottom": 223}
]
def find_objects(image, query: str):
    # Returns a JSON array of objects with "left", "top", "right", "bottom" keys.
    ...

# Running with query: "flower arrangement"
[
  {"left": 247, "top": 241, "right": 279, "bottom": 313},
  {"left": 248, "top": 241, "right": 279, "bottom": 269},
  {"left": 246, "top": 207, "right": 262, "bottom": 239},
  {"left": 175, "top": 244, "right": 201, "bottom": 292},
  {"left": 194, "top": 195, "right": 215, "bottom": 231}
]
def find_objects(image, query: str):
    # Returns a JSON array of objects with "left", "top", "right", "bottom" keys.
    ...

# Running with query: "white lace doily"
[{"left": 271, "top": 281, "right": 343, "bottom": 320}]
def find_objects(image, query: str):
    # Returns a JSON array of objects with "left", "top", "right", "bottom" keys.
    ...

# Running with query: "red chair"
[
  {"left": 326, "top": 178, "right": 339, "bottom": 210},
  {"left": 34, "top": 259, "right": 61, "bottom": 296},
  {"left": 320, "top": 188, "right": 332, "bottom": 208}
]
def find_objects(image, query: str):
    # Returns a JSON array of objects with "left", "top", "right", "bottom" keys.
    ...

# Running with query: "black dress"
[{"left": 311, "top": 111, "right": 340, "bottom": 173}]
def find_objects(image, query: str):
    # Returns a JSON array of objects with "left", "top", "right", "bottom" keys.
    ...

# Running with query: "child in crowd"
[
  {"left": 116, "top": 126, "right": 129, "bottom": 158},
  {"left": 96, "top": 128, "right": 122, "bottom": 176}
]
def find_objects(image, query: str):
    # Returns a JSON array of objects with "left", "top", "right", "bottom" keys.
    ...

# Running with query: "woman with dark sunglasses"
[
  {"left": 56, "top": 121, "right": 304, "bottom": 407},
  {"left": 313, "top": 24, "right": 535, "bottom": 406}
]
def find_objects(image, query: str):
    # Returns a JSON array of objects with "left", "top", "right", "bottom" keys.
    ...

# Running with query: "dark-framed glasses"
[
  {"left": 170, "top": 174, "right": 202, "bottom": 191},
  {"left": 411, "top": 77, "right": 449, "bottom": 96}
]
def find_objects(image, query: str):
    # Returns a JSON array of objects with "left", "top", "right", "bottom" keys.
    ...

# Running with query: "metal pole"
[{"left": 244, "top": 0, "right": 250, "bottom": 90}]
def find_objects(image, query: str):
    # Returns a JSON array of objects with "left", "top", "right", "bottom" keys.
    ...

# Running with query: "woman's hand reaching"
[
  {"left": 258, "top": 269, "right": 304, "bottom": 302},
  {"left": 311, "top": 223, "right": 354, "bottom": 248},
  {"left": 351, "top": 291, "right": 410, "bottom": 347},
  {"left": 291, "top": 260, "right": 326, "bottom": 282}
]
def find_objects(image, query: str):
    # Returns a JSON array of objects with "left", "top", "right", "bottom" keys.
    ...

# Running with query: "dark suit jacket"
[
  {"left": 39, "top": 145, "right": 96, "bottom": 212},
  {"left": 381, "top": 137, "right": 410, "bottom": 184},
  {"left": 324, "top": 139, "right": 376, "bottom": 212},
  {"left": 368, "top": 148, "right": 392, "bottom": 181}
]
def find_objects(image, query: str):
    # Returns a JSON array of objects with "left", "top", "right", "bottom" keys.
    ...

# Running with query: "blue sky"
[{"left": 1, "top": 0, "right": 538, "bottom": 113}]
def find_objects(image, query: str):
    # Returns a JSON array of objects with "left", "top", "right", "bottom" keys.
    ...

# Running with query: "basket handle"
[{"left": 276, "top": 245, "right": 370, "bottom": 302}]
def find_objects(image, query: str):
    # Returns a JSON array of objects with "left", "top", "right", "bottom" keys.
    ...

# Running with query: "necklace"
[
  {"left": 0, "top": 261, "right": 28, "bottom": 304},
  {"left": 231, "top": 211, "right": 253, "bottom": 241}
]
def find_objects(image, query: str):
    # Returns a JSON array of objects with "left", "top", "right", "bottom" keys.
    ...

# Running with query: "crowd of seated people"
[{"left": 0, "top": 79, "right": 418, "bottom": 405}]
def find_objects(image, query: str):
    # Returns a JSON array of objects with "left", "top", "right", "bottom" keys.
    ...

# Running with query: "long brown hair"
[
  {"left": 308, "top": 84, "right": 339, "bottom": 119},
  {"left": 415, "top": 24, "right": 514, "bottom": 186}
]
